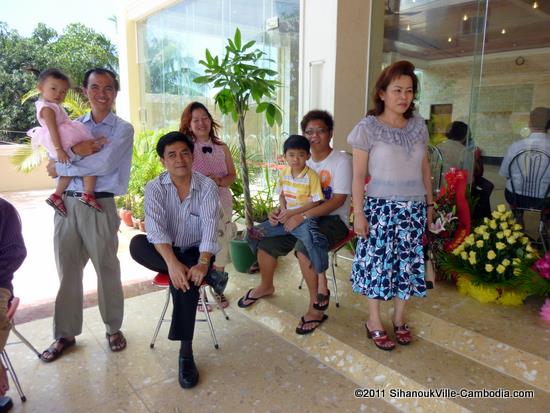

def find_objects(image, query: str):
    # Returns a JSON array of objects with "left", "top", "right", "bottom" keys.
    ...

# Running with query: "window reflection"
[
  {"left": 137, "top": 0, "right": 300, "bottom": 164},
  {"left": 382, "top": 0, "right": 550, "bottom": 223}
]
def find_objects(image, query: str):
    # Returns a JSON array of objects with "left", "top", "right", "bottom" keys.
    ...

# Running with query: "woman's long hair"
[
  {"left": 179, "top": 101, "right": 223, "bottom": 145},
  {"left": 367, "top": 60, "right": 418, "bottom": 119}
]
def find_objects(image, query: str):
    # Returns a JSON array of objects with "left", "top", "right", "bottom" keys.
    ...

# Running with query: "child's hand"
[
  {"left": 268, "top": 208, "right": 280, "bottom": 226},
  {"left": 277, "top": 208, "right": 292, "bottom": 223},
  {"left": 56, "top": 148, "right": 70, "bottom": 163}
]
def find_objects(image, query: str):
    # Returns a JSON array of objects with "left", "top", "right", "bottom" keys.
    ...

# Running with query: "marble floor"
[
  {"left": 4, "top": 252, "right": 550, "bottom": 413},
  {"left": 2, "top": 190, "right": 550, "bottom": 412}
]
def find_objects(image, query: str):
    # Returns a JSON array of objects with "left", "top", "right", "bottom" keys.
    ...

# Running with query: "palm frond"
[
  {"left": 21, "top": 88, "right": 40, "bottom": 104},
  {"left": 63, "top": 89, "right": 90, "bottom": 119},
  {"left": 10, "top": 141, "right": 48, "bottom": 173}
]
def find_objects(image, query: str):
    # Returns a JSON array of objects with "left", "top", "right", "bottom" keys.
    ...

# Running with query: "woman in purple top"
[
  {"left": 347, "top": 61, "right": 434, "bottom": 351},
  {"left": 180, "top": 102, "right": 237, "bottom": 308}
]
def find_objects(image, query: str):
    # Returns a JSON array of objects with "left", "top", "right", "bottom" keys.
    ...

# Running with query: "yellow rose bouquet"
[{"left": 439, "top": 204, "right": 539, "bottom": 305}]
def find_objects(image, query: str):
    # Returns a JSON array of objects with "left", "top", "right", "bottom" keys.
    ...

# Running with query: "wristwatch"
[
  {"left": 301, "top": 213, "right": 308, "bottom": 220},
  {"left": 198, "top": 257, "right": 209, "bottom": 265}
]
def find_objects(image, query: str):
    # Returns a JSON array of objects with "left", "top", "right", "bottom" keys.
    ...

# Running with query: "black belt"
[{"left": 64, "top": 191, "right": 114, "bottom": 199}]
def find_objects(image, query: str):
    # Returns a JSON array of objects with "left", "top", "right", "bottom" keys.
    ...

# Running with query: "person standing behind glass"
[
  {"left": 180, "top": 102, "right": 236, "bottom": 310},
  {"left": 347, "top": 60, "right": 433, "bottom": 351},
  {"left": 438, "top": 121, "right": 494, "bottom": 219},
  {"left": 437, "top": 121, "right": 468, "bottom": 173}
]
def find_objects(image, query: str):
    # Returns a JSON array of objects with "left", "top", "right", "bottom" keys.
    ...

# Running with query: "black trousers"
[
  {"left": 129, "top": 234, "right": 203, "bottom": 341},
  {"left": 471, "top": 176, "right": 494, "bottom": 220}
]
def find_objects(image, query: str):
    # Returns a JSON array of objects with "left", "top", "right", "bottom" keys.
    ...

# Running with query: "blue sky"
[{"left": 1, "top": 0, "right": 117, "bottom": 40}]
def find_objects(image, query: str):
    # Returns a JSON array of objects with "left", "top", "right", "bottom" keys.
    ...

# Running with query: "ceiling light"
[
  {"left": 501, "top": 28, "right": 506, "bottom": 34},
  {"left": 533, "top": 1, "right": 539, "bottom": 9},
  {"left": 406, "top": 24, "right": 411, "bottom": 31},
  {"left": 463, "top": 14, "right": 468, "bottom": 21},
  {"left": 448, "top": 37, "right": 452, "bottom": 42}
]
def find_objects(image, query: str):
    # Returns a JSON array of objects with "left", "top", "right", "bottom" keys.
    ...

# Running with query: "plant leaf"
[
  {"left": 10, "top": 142, "right": 48, "bottom": 173},
  {"left": 234, "top": 27, "right": 241, "bottom": 50},
  {"left": 193, "top": 75, "right": 211, "bottom": 84}
]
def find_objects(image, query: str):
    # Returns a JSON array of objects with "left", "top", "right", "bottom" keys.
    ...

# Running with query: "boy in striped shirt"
[{"left": 247, "top": 135, "right": 329, "bottom": 275}]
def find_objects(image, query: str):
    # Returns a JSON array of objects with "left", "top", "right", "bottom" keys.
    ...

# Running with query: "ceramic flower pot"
[
  {"left": 230, "top": 238, "right": 256, "bottom": 273},
  {"left": 120, "top": 209, "right": 134, "bottom": 227}
]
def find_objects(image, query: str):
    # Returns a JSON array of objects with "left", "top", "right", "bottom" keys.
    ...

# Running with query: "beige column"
[{"left": 300, "top": 0, "right": 384, "bottom": 150}]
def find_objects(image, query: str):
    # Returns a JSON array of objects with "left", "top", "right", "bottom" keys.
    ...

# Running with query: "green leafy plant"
[
  {"left": 194, "top": 28, "right": 282, "bottom": 229},
  {"left": 233, "top": 165, "right": 277, "bottom": 223},
  {"left": 126, "top": 129, "right": 167, "bottom": 218}
]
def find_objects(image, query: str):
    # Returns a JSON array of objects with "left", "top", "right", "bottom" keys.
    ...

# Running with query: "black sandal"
[
  {"left": 295, "top": 314, "right": 328, "bottom": 335},
  {"left": 40, "top": 337, "right": 76, "bottom": 362},
  {"left": 312, "top": 290, "right": 330, "bottom": 311},
  {"left": 237, "top": 289, "right": 259, "bottom": 308}
]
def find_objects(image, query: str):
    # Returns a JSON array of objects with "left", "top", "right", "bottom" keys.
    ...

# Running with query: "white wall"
[{"left": 300, "top": 0, "right": 372, "bottom": 150}]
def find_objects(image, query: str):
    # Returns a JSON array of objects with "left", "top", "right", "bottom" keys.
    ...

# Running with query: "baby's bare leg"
[
  {"left": 55, "top": 176, "right": 72, "bottom": 196},
  {"left": 83, "top": 176, "right": 97, "bottom": 194}
]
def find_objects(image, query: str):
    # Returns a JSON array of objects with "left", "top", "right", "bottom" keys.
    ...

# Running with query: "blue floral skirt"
[{"left": 351, "top": 197, "right": 427, "bottom": 301}]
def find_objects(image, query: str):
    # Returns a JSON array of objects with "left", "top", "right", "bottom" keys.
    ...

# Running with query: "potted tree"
[{"left": 194, "top": 28, "right": 282, "bottom": 272}]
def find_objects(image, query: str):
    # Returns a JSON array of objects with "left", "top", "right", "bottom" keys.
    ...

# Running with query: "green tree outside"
[{"left": 0, "top": 22, "right": 118, "bottom": 142}]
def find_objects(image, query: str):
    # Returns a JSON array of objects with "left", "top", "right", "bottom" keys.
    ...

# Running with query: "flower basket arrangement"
[{"left": 439, "top": 204, "right": 542, "bottom": 305}]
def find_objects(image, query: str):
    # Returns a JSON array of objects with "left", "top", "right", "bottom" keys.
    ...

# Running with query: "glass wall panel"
[
  {"left": 381, "top": 0, "right": 550, "bottom": 220},
  {"left": 136, "top": 0, "right": 300, "bottom": 164},
  {"left": 470, "top": 0, "right": 550, "bottom": 217}
]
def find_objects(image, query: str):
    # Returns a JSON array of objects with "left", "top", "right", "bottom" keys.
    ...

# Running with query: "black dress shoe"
[{"left": 178, "top": 356, "right": 199, "bottom": 389}]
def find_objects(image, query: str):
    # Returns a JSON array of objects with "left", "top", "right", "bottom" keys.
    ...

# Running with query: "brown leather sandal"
[
  {"left": 40, "top": 337, "right": 76, "bottom": 362},
  {"left": 106, "top": 331, "right": 127, "bottom": 352},
  {"left": 366, "top": 324, "right": 395, "bottom": 351}
]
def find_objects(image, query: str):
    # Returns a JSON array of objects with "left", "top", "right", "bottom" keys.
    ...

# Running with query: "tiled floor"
[
  {"left": 2, "top": 189, "right": 550, "bottom": 412},
  {"left": 6, "top": 289, "right": 382, "bottom": 413}
]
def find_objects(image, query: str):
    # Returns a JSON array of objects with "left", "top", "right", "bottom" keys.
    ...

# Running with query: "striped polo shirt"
[{"left": 279, "top": 165, "right": 324, "bottom": 209}]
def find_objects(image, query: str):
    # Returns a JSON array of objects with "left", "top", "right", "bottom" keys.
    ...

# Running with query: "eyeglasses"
[
  {"left": 202, "top": 146, "right": 212, "bottom": 154},
  {"left": 304, "top": 128, "right": 328, "bottom": 136}
]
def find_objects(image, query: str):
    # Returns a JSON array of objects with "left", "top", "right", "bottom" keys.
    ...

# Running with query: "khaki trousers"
[
  {"left": 214, "top": 204, "right": 236, "bottom": 268},
  {"left": 53, "top": 197, "right": 123, "bottom": 338}
]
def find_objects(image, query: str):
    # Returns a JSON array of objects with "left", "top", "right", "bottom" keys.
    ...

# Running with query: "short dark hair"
[
  {"left": 283, "top": 135, "right": 310, "bottom": 154},
  {"left": 367, "top": 60, "right": 419, "bottom": 119},
  {"left": 83, "top": 68, "right": 120, "bottom": 91},
  {"left": 156, "top": 131, "right": 195, "bottom": 158},
  {"left": 529, "top": 107, "right": 550, "bottom": 131},
  {"left": 446, "top": 121, "right": 469, "bottom": 142},
  {"left": 300, "top": 110, "right": 334, "bottom": 133},
  {"left": 38, "top": 68, "right": 70, "bottom": 86}
]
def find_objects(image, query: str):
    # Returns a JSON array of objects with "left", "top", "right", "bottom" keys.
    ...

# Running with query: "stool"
[
  {"left": 1, "top": 297, "right": 39, "bottom": 403},
  {"left": 149, "top": 273, "right": 229, "bottom": 350}
]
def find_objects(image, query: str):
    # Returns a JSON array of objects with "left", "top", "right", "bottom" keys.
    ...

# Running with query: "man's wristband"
[
  {"left": 198, "top": 257, "right": 209, "bottom": 265},
  {"left": 427, "top": 203, "right": 435, "bottom": 208}
]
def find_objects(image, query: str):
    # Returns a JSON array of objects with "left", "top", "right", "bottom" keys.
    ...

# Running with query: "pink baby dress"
[{"left": 27, "top": 100, "right": 94, "bottom": 159}]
